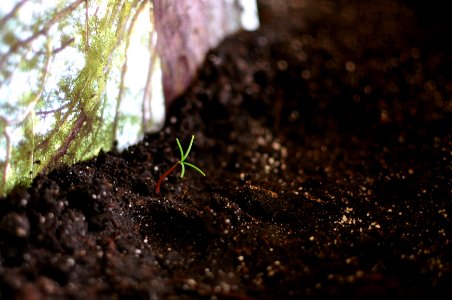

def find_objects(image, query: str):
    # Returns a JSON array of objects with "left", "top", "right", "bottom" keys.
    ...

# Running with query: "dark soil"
[{"left": 1, "top": 0, "right": 451, "bottom": 299}]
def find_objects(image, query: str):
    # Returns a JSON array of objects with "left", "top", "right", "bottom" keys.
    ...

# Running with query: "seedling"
[{"left": 155, "top": 135, "right": 206, "bottom": 194}]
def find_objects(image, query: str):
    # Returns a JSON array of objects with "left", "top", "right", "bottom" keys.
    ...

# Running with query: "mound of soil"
[{"left": 1, "top": 1, "right": 451, "bottom": 299}]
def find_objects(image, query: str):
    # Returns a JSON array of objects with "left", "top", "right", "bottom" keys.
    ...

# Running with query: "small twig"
[
  {"left": 0, "top": 0, "right": 85, "bottom": 69},
  {"left": 85, "top": 0, "right": 89, "bottom": 52}
]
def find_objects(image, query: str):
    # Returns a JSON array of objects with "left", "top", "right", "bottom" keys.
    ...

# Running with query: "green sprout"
[{"left": 155, "top": 135, "right": 206, "bottom": 194}]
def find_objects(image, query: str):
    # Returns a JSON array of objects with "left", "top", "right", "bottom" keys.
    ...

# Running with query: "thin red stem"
[{"left": 155, "top": 161, "right": 180, "bottom": 195}]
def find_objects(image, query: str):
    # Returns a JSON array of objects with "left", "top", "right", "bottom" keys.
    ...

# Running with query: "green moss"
[{"left": 0, "top": 0, "right": 153, "bottom": 195}]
